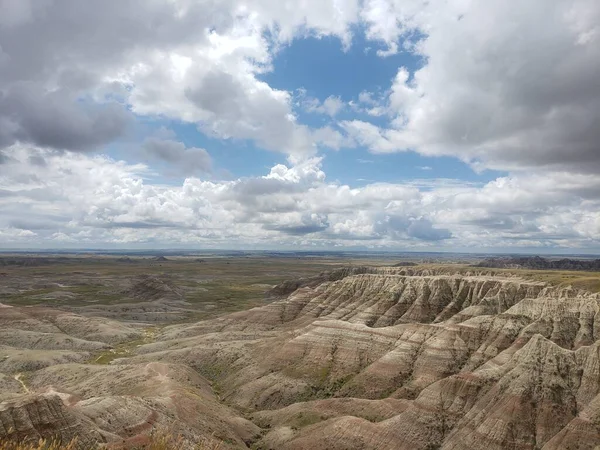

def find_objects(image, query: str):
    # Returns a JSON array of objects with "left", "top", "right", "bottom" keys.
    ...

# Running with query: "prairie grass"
[
  {"left": 142, "top": 430, "right": 223, "bottom": 450},
  {"left": 0, "top": 432, "right": 223, "bottom": 450},
  {"left": 0, "top": 438, "right": 77, "bottom": 450}
]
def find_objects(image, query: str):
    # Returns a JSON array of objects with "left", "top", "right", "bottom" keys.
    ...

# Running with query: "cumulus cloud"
[
  {"left": 0, "top": 145, "right": 599, "bottom": 250},
  {"left": 0, "top": 84, "right": 132, "bottom": 151},
  {"left": 142, "top": 138, "right": 212, "bottom": 176},
  {"left": 2, "top": 0, "right": 599, "bottom": 168},
  {"left": 0, "top": 0, "right": 361, "bottom": 157},
  {"left": 406, "top": 219, "right": 452, "bottom": 241},
  {"left": 304, "top": 95, "right": 345, "bottom": 117},
  {"left": 372, "top": 215, "right": 451, "bottom": 241},
  {"left": 4, "top": 0, "right": 596, "bottom": 169},
  {"left": 356, "top": 0, "right": 600, "bottom": 173},
  {"left": 264, "top": 213, "right": 330, "bottom": 235},
  {"left": 1, "top": 0, "right": 599, "bottom": 251}
]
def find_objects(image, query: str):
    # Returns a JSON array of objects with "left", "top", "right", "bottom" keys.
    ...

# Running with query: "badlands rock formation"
[
  {"left": 0, "top": 304, "right": 259, "bottom": 448},
  {"left": 2, "top": 266, "right": 600, "bottom": 449},
  {"left": 129, "top": 267, "right": 600, "bottom": 449},
  {"left": 477, "top": 255, "right": 600, "bottom": 271},
  {"left": 0, "top": 395, "right": 104, "bottom": 446}
]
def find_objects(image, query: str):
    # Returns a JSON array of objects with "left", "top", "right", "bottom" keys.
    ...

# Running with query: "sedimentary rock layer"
[
  {"left": 4, "top": 266, "right": 600, "bottom": 449},
  {"left": 132, "top": 268, "right": 600, "bottom": 449}
]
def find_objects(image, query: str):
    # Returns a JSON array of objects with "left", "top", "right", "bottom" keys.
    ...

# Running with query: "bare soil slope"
[
  {"left": 3, "top": 262, "right": 600, "bottom": 449},
  {"left": 130, "top": 267, "right": 600, "bottom": 449}
]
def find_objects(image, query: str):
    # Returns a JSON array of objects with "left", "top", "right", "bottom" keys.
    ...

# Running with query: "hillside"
[
  {"left": 2, "top": 263, "right": 600, "bottom": 449},
  {"left": 477, "top": 255, "right": 600, "bottom": 271}
]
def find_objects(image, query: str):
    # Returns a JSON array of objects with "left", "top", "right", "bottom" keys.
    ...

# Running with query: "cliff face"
[
  {"left": 0, "top": 305, "right": 260, "bottom": 448},
  {"left": 160, "top": 270, "right": 549, "bottom": 339},
  {"left": 5, "top": 266, "right": 600, "bottom": 449},
  {"left": 129, "top": 267, "right": 600, "bottom": 449},
  {"left": 0, "top": 394, "right": 104, "bottom": 448},
  {"left": 269, "top": 273, "right": 547, "bottom": 326}
]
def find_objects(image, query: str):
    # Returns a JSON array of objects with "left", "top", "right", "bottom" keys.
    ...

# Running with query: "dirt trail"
[{"left": 14, "top": 373, "right": 30, "bottom": 393}]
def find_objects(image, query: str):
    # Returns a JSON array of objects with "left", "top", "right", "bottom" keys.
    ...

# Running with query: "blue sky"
[
  {"left": 121, "top": 30, "right": 505, "bottom": 188},
  {"left": 0, "top": 0, "right": 599, "bottom": 251},
  {"left": 262, "top": 32, "right": 410, "bottom": 100}
]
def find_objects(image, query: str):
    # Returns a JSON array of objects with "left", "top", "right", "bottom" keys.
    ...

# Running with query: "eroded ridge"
[{"left": 2, "top": 267, "right": 600, "bottom": 449}]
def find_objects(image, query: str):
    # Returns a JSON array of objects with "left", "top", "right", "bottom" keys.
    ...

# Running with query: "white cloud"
[
  {"left": 0, "top": 0, "right": 33, "bottom": 28},
  {"left": 357, "top": 0, "right": 600, "bottom": 173},
  {"left": 339, "top": 120, "right": 394, "bottom": 152},
  {"left": 3, "top": 0, "right": 599, "bottom": 168},
  {"left": 125, "top": 34, "right": 318, "bottom": 155},
  {"left": 321, "top": 96, "right": 345, "bottom": 117},
  {"left": 1, "top": 145, "right": 600, "bottom": 250},
  {"left": 358, "top": 92, "right": 377, "bottom": 105},
  {"left": 0, "top": 0, "right": 362, "bottom": 157},
  {"left": 1, "top": 0, "right": 600, "bottom": 251},
  {"left": 142, "top": 138, "right": 212, "bottom": 177},
  {"left": 303, "top": 95, "right": 345, "bottom": 117}
]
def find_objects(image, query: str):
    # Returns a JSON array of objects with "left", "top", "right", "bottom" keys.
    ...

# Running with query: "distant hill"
[
  {"left": 476, "top": 255, "right": 600, "bottom": 271},
  {"left": 0, "top": 257, "right": 67, "bottom": 267},
  {"left": 116, "top": 256, "right": 137, "bottom": 263}
]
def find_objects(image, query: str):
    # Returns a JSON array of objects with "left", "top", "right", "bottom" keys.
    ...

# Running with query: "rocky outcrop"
[
  {"left": 0, "top": 257, "right": 67, "bottom": 267},
  {"left": 5, "top": 266, "right": 600, "bottom": 449},
  {"left": 126, "top": 268, "right": 600, "bottom": 449},
  {"left": 266, "top": 266, "right": 374, "bottom": 298},
  {"left": 20, "top": 362, "right": 261, "bottom": 448},
  {"left": 252, "top": 333, "right": 600, "bottom": 449},
  {"left": 160, "top": 271, "right": 548, "bottom": 341},
  {"left": 0, "top": 394, "right": 104, "bottom": 448},
  {"left": 477, "top": 255, "right": 600, "bottom": 271},
  {"left": 280, "top": 273, "right": 546, "bottom": 326},
  {"left": 0, "top": 306, "right": 143, "bottom": 345},
  {"left": 124, "top": 275, "right": 181, "bottom": 301}
]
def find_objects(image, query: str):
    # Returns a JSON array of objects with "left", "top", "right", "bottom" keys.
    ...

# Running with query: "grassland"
[
  {"left": 419, "top": 263, "right": 600, "bottom": 293},
  {"left": 0, "top": 439, "right": 77, "bottom": 450},
  {"left": 90, "top": 328, "right": 157, "bottom": 365},
  {"left": 3, "top": 255, "right": 600, "bottom": 318},
  {"left": 0, "top": 255, "right": 373, "bottom": 318}
]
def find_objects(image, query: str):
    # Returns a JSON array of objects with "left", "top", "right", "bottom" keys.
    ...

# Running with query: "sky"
[{"left": 0, "top": 0, "right": 599, "bottom": 252}]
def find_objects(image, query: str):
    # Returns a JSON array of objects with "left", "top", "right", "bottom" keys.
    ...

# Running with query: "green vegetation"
[
  {"left": 140, "top": 430, "right": 223, "bottom": 449},
  {"left": 289, "top": 411, "right": 324, "bottom": 430},
  {"left": 490, "top": 267, "right": 600, "bottom": 292},
  {"left": 90, "top": 327, "right": 158, "bottom": 365},
  {"left": 89, "top": 338, "right": 146, "bottom": 365},
  {"left": 0, "top": 255, "right": 348, "bottom": 313}
]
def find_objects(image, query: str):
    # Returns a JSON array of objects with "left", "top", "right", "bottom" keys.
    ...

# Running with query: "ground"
[{"left": 2, "top": 253, "right": 600, "bottom": 449}]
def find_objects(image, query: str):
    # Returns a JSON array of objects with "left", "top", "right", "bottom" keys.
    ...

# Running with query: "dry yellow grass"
[
  {"left": 143, "top": 430, "right": 223, "bottom": 450},
  {"left": 0, "top": 438, "right": 77, "bottom": 450},
  {"left": 0, "top": 432, "right": 222, "bottom": 450}
]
